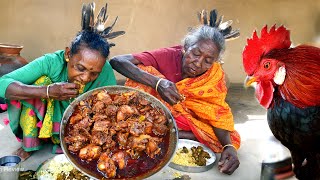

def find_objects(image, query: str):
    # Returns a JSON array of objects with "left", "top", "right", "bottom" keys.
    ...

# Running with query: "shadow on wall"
[{"left": 313, "top": 13, "right": 320, "bottom": 46}]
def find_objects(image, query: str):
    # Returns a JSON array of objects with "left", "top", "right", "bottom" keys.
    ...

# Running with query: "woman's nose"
[
  {"left": 80, "top": 73, "right": 91, "bottom": 83},
  {"left": 193, "top": 57, "right": 203, "bottom": 67}
]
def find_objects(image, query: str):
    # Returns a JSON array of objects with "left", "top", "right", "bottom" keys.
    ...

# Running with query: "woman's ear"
[
  {"left": 65, "top": 47, "right": 71, "bottom": 56},
  {"left": 64, "top": 47, "right": 71, "bottom": 62},
  {"left": 183, "top": 45, "right": 188, "bottom": 53}
]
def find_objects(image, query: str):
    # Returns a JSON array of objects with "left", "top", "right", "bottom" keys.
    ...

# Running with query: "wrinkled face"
[
  {"left": 182, "top": 39, "right": 219, "bottom": 78},
  {"left": 66, "top": 47, "right": 106, "bottom": 84}
]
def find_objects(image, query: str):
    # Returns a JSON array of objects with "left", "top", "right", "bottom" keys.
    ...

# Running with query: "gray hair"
[{"left": 182, "top": 25, "right": 225, "bottom": 57}]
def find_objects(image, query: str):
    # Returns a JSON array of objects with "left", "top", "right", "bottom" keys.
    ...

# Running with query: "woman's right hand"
[
  {"left": 156, "top": 79, "right": 184, "bottom": 105},
  {"left": 48, "top": 82, "right": 80, "bottom": 100}
]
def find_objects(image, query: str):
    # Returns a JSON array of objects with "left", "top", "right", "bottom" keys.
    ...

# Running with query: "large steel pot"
[{"left": 60, "top": 85, "right": 178, "bottom": 179}]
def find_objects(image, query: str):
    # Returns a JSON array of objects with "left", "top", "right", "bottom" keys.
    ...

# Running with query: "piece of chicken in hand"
[{"left": 242, "top": 25, "right": 320, "bottom": 180}]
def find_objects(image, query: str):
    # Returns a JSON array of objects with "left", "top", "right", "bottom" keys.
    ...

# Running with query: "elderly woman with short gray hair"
[{"left": 110, "top": 9, "right": 241, "bottom": 175}]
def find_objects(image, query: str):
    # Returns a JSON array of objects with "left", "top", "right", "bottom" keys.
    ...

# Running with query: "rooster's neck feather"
[{"left": 269, "top": 45, "right": 320, "bottom": 108}]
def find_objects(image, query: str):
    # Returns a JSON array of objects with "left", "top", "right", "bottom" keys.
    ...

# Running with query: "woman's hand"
[
  {"left": 156, "top": 79, "right": 183, "bottom": 105},
  {"left": 218, "top": 146, "right": 240, "bottom": 175},
  {"left": 48, "top": 82, "right": 80, "bottom": 100}
]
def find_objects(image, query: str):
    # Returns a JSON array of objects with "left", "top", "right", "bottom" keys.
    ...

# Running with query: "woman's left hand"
[{"left": 218, "top": 146, "right": 240, "bottom": 175}]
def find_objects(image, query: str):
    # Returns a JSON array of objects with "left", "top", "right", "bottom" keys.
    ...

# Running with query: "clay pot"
[{"left": 0, "top": 43, "right": 28, "bottom": 76}]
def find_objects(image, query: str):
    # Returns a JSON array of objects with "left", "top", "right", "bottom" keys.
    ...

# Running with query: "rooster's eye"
[{"left": 264, "top": 62, "right": 271, "bottom": 69}]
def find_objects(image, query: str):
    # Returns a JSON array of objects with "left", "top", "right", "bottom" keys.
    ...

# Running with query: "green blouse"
[{"left": 0, "top": 50, "right": 116, "bottom": 124}]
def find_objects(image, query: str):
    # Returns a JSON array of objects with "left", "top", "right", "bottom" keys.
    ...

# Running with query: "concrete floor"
[{"left": 0, "top": 84, "right": 297, "bottom": 180}]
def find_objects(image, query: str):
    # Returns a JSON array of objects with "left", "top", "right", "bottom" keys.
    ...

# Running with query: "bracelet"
[
  {"left": 222, "top": 144, "right": 236, "bottom": 151},
  {"left": 155, "top": 78, "right": 163, "bottom": 92},
  {"left": 46, "top": 84, "right": 53, "bottom": 99}
]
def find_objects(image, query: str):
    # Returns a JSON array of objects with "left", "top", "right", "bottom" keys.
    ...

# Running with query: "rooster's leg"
[
  {"left": 290, "top": 150, "right": 306, "bottom": 179},
  {"left": 301, "top": 153, "right": 320, "bottom": 180}
]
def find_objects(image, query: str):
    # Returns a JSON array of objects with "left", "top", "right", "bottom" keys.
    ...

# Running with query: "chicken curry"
[{"left": 64, "top": 90, "right": 170, "bottom": 178}]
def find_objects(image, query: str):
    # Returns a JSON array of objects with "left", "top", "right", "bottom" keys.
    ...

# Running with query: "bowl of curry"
[{"left": 60, "top": 86, "right": 178, "bottom": 179}]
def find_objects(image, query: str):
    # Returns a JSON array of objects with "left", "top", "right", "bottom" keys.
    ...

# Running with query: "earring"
[
  {"left": 65, "top": 58, "right": 69, "bottom": 62},
  {"left": 181, "top": 49, "right": 185, "bottom": 56}
]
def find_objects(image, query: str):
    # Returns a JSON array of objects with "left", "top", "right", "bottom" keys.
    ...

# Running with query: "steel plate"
[
  {"left": 36, "top": 154, "right": 93, "bottom": 180},
  {"left": 60, "top": 85, "right": 178, "bottom": 179},
  {"left": 169, "top": 139, "right": 216, "bottom": 173}
]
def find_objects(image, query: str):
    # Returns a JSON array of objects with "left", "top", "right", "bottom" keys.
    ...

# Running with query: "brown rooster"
[{"left": 242, "top": 25, "right": 320, "bottom": 179}]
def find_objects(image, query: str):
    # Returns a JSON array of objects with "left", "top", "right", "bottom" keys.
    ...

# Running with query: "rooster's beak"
[{"left": 245, "top": 76, "right": 257, "bottom": 87}]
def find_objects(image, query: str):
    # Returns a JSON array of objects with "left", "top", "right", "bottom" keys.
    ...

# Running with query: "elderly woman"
[
  {"left": 0, "top": 2, "right": 124, "bottom": 160},
  {"left": 110, "top": 9, "right": 241, "bottom": 174}
]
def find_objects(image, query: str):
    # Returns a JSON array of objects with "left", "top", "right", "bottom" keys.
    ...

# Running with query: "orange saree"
[{"left": 125, "top": 63, "right": 241, "bottom": 153}]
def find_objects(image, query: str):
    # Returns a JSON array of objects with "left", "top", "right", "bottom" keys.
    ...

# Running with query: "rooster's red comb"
[{"left": 242, "top": 25, "right": 291, "bottom": 75}]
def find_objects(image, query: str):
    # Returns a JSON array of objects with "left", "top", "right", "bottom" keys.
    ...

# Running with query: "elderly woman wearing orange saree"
[{"left": 110, "top": 9, "right": 241, "bottom": 174}]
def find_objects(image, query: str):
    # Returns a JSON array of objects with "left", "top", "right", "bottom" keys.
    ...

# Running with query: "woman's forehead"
[
  {"left": 78, "top": 48, "right": 103, "bottom": 59},
  {"left": 75, "top": 49, "right": 105, "bottom": 71},
  {"left": 191, "top": 40, "right": 219, "bottom": 55}
]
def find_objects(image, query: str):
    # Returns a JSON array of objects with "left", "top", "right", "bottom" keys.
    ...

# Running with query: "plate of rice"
[
  {"left": 169, "top": 139, "right": 216, "bottom": 173},
  {"left": 36, "top": 154, "right": 92, "bottom": 180}
]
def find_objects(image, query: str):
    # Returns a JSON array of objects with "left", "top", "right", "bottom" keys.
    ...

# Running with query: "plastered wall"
[{"left": 1, "top": 0, "right": 319, "bottom": 83}]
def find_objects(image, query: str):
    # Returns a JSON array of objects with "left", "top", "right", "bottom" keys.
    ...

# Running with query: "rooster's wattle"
[{"left": 242, "top": 25, "right": 320, "bottom": 179}]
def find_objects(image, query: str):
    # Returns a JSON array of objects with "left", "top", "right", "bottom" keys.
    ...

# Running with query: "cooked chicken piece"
[
  {"left": 92, "top": 121, "right": 111, "bottom": 132},
  {"left": 96, "top": 91, "right": 113, "bottom": 104},
  {"left": 154, "top": 114, "right": 167, "bottom": 125},
  {"left": 113, "top": 91, "right": 137, "bottom": 104},
  {"left": 91, "top": 121, "right": 111, "bottom": 145},
  {"left": 98, "top": 152, "right": 117, "bottom": 178},
  {"left": 73, "top": 117, "right": 93, "bottom": 131},
  {"left": 92, "top": 114, "right": 109, "bottom": 122},
  {"left": 144, "top": 121, "right": 153, "bottom": 135},
  {"left": 67, "top": 142, "right": 86, "bottom": 152},
  {"left": 127, "top": 134, "right": 151, "bottom": 152},
  {"left": 130, "top": 95, "right": 150, "bottom": 106},
  {"left": 146, "top": 137, "right": 161, "bottom": 158},
  {"left": 68, "top": 127, "right": 92, "bottom": 138},
  {"left": 79, "top": 101, "right": 92, "bottom": 116},
  {"left": 91, "top": 131, "right": 109, "bottom": 145},
  {"left": 113, "top": 94, "right": 128, "bottom": 106},
  {"left": 74, "top": 80, "right": 85, "bottom": 94},
  {"left": 152, "top": 123, "right": 168, "bottom": 136},
  {"left": 124, "top": 91, "right": 139, "bottom": 104},
  {"left": 114, "top": 120, "right": 128, "bottom": 132},
  {"left": 109, "top": 127, "right": 117, "bottom": 136},
  {"left": 126, "top": 149, "right": 142, "bottom": 159},
  {"left": 105, "top": 105, "right": 118, "bottom": 116},
  {"left": 65, "top": 134, "right": 87, "bottom": 143},
  {"left": 139, "top": 106, "right": 152, "bottom": 113},
  {"left": 65, "top": 130, "right": 90, "bottom": 152},
  {"left": 144, "top": 112, "right": 154, "bottom": 122},
  {"left": 122, "top": 91, "right": 137, "bottom": 98},
  {"left": 102, "top": 136, "right": 116, "bottom": 150},
  {"left": 79, "top": 144, "right": 102, "bottom": 161},
  {"left": 69, "top": 113, "right": 83, "bottom": 125},
  {"left": 117, "top": 132, "right": 129, "bottom": 149},
  {"left": 128, "top": 121, "right": 145, "bottom": 136},
  {"left": 112, "top": 151, "right": 127, "bottom": 170},
  {"left": 79, "top": 100, "right": 86, "bottom": 106},
  {"left": 116, "top": 105, "right": 136, "bottom": 121},
  {"left": 92, "top": 101, "right": 105, "bottom": 113}
]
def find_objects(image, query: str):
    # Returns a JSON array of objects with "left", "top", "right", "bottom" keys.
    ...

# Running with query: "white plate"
[
  {"left": 169, "top": 139, "right": 216, "bottom": 173},
  {"left": 36, "top": 154, "right": 92, "bottom": 180}
]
